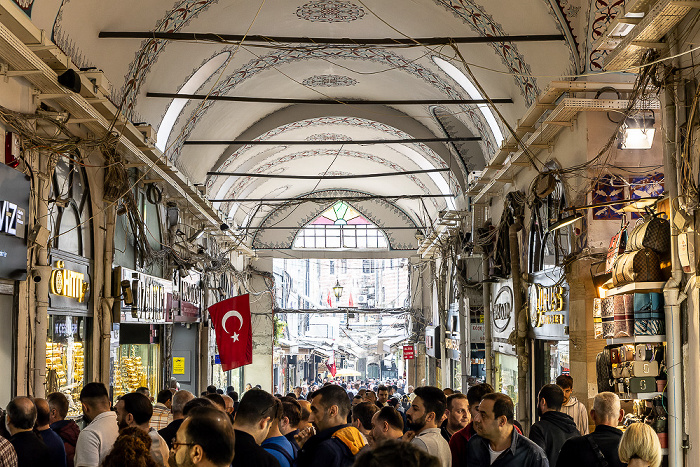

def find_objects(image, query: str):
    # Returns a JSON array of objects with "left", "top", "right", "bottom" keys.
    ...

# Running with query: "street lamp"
[{"left": 333, "top": 279, "right": 343, "bottom": 301}]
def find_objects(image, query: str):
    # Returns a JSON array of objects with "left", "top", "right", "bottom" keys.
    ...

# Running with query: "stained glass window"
[{"left": 294, "top": 201, "right": 388, "bottom": 249}]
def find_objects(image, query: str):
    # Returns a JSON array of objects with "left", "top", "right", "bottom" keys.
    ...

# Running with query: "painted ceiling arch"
[{"left": 251, "top": 189, "right": 421, "bottom": 251}]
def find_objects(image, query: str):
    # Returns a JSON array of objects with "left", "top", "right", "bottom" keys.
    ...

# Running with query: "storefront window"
[
  {"left": 46, "top": 315, "right": 87, "bottom": 417},
  {"left": 113, "top": 344, "right": 161, "bottom": 401},
  {"left": 495, "top": 353, "right": 518, "bottom": 417},
  {"left": 546, "top": 341, "right": 570, "bottom": 383},
  {"left": 212, "top": 365, "right": 242, "bottom": 393}
]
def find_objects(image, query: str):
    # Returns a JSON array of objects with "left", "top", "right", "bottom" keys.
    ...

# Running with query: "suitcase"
[
  {"left": 629, "top": 376, "right": 657, "bottom": 393},
  {"left": 612, "top": 248, "right": 662, "bottom": 286},
  {"left": 627, "top": 216, "right": 671, "bottom": 255}
]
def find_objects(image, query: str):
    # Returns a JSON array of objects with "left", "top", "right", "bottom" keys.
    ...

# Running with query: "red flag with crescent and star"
[{"left": 208, "top": 294, "right": 252, "bottom": 371}]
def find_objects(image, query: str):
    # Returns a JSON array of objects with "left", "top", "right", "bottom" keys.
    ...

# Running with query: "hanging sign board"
[
  {"left": 0, "top": 163, "right": 29, "bottom": 281},
  {"left": 425, "top": 325, "right": 441, "bottom": 358},
  {"left": 491, "top": 279, "right": 515, "bottom": 354},
  {"left": 115, "top": 266, "right": 170, "bottom": 323},
  {"left": 48, "top": 253, "right": 91, "bottom": 313},
  {"left": 403, "top": 345, "right": 415, "bottom": 360},
  {"left": 528, "top": 267, "right": 569, "bottom": 340}
]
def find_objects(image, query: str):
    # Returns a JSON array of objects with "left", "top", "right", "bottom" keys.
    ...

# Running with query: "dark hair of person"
[
  {"left": 206, "top": 385, "right": 217, "bottom": 394},
  {"left": 235, "top": 389, "right": 278, "bottom": 425},
  {"left": 184, "top": 407, "right": 235, "bottom": 465},
  {"left": 555, "top": 374, "right": 574, "bottom": 390},
  {"left": 269, "top": 398, "right": 283, "bottom": 422},
  {"left": 204, "top": 393, "right": 226, "bottom": 411},
  {"left": 183, "top": 397, "right": 215, "bottom": 417},
  {"left": 102, "top": 426, "right": 156, "bottom": 467},
  {"left": 6, "top": 397, "right": 36, "bottom": 430},
  {"left": 229, "top": 391, "right": 239, "bottom": 402},
  {"left": 481, "top": 393, "right": 514, "bottom": 424},
  {"left": 377, "top": 385, "right": 388, "bottom": 393},
  {"left": 376, "top": 406, "right": 404, "bottom": 431},
  {"left": 387, "top": 398, "right": 399, "bottom": 409},
  {"left": 217, "top": 389, "right": 224, "bottom": 395},
  {"left": 286, "top": 393, "right": 298, "bottom": 400},
  {"left": 280, "top": 397, "right": 302, "bottom": 427},
  {"left": 353, "top": 439, "right": 441, "bottom": 467},
  {"left": 412, "top": 386, "right": 446, "bottom": 421},
  {"left": 538, "top": 384, "right": 565, "bottom": 411},
  {"left": 353, "top": 394, "right": 363, "bottom": 401},
  {"left": 312, "top": 384, "right": 352, "bottom": 418},
  {"left": 352, "top": 402, "right": 378, "bottom": 430},
  {"left": 80, "top": 382, "right": 110, "bottom": 406},
  {"left": 307, "top": 390, "right": 316, "bottom": 402},
  {"left": 466, "top": 383, "right": 494, "bottom": 406},
  {"left": 446, "top": 393, "right": 468, "bottom": 410},
  {"left": 135, "top": 387, "right": 149, "bottom": 396},
  {"left": 47, "top": 392, "right": 69, "bottom": 419},
  {"left": 157, "top": 389, "right": 173, "bottom": 405},
  {"left": 120, "top": 392, "right": 154, "bottom": 426}
]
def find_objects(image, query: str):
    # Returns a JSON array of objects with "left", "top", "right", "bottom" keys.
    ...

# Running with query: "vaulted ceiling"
[{"left": 18, "top": 0, "right": 613, "bottom": 252}]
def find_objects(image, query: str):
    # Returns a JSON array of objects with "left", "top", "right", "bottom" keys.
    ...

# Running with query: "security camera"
[{"left": 32, "top": 269, "right": 42, "bottom": 283}]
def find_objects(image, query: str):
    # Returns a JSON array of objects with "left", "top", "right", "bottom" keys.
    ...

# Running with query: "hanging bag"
[
  {"left": 606, "top": 218, "right": 628, "bottom": 273},
  {"left": 612, "top": 248, "right": 662, "bottom": 286},
  {"left": 627, "top": 214, "right": 670, "bottom": 255}
]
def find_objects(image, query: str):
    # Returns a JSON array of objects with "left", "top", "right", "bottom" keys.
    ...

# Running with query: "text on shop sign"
[
  {"left": 50, "top": 261, "right": 88, "bottom": 302},
  {"left": 531, "top": 283, "right": 565, "bottom": 327}
]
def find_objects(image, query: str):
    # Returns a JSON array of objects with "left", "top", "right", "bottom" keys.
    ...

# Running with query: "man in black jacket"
[
  {"left": 556, "top": 392, "right": 625, "bottom": 467},
  {"left": 232, "top": 389, "right": 281, "bottom": 467},
  {"left": 297, "top": 384, "right": 366, "bottom": 467},
  {"left": 5, "top": 397, "right": 51, "bottom": 467},
  {"left": 528, "top": 384, "right": 579, "bottom": 466},
  {"left": 466, "top": 393, "right": 548, "bottom": 467}
]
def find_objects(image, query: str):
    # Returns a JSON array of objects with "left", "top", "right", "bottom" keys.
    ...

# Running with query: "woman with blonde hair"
[{"left": 618, "top": 423, "right": 662, "bottom": 467}]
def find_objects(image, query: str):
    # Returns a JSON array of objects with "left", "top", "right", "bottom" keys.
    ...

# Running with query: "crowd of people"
[{"left": 0, "top": 375, "right": 662, "bottom": 467}]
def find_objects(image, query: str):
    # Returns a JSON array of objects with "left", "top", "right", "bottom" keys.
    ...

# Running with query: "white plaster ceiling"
[{"left": 20, "top": 0, "right": 582, "bottom": 249}]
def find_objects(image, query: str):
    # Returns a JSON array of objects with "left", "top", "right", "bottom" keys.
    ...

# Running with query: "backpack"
[{"left": 266, "top": 443, "right": 296, "bottom": 467}]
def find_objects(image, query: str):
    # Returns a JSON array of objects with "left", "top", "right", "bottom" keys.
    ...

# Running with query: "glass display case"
[
  {"left": 113, "top": 343, "right": 161, "bottom": 401},
  {"left": 46, "top": 315, "right": 87, "bottom": 417}
]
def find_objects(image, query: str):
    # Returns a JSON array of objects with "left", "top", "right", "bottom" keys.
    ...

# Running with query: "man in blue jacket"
[
  {"left": 466, "top": 393, "right": 549, "bottom": 467},
  {"left": 296, "top": 385, "right": 365, "bottom": 467}
]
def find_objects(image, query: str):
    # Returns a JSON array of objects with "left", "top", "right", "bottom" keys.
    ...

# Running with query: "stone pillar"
[{"left": 246, "top": 257, "right": 275, "bottom": 392}]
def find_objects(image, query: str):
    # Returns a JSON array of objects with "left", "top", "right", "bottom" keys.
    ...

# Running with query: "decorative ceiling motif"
[
  {"left": 12, "top": 0, "right": 34, "bottom": 17},
  {"left": 305, "top": 133, "right": 352, "bottom": 141},
  {"left": 587, "top": 0, "right": 627, "bottom": 71},
  {"left": 171, "top": 47, "right": 496, "bottom": 163},
  {"left": 545, "top": 0, "right": 581, "bottom": 73},
  {"left": 435, "top": 0, "right": 539, "bottom": 105},
  {"left": 207, "top": 116, "right": 460, "bottom": 195},
  {"left": 301, "top": 74, "right": 359, "bottom": 87},
  {"left": 296, "top": 0, "right": 366, "bottom": 23}
]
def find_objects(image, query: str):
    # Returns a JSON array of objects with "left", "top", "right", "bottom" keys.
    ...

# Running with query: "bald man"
[{"left": 6, "top": 397, "right": 51, "bottom": 467}]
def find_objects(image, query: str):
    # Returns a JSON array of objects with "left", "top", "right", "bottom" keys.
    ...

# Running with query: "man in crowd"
[
  {"left": 5, "top": 397, "right": 50, "bottom": 466},
  {"left": 440, "top": 393, "right": 470, "bottom": 442},
  {"left": 466, "top": 393, "right": 547, "bottom": 466},
  {"left": 74, "top": 382, "right": 119, "bottom": 467},
  {"left": 556, "top": 374, "right": 589, "bottom": 435},
  {"left": 528, "top": 384, "right": 579, "bottom": 466},
  {"left": 34, "top": 398, "right": 67, "bottom": 467},
  {"left": 376, "top": 386, "right": 390, "bottom": 408},
  {"left": 279, "top": 396, "right": 302, "bottom": 456},
  {"left": 368, "top": 407, "right": 404, "bottom": 446},
  {"left": 170, "top": 406, "right": 235, "bottom": 467},
  {"left": 150, "top": 390, "right": 173, "bottom": 431},
  {"left": 135, "top": 387, "right": 152, "bottom": 402},
  {"left": 294, "top": 387, "right": 304, "bottom": 400},
  {"left": 351, "top": 401, "right": 378, "bottom": 442},
  {"left": 0, "top": 434, "right": 17, "bottom": 467},
  {"left": 352, "top": 395, "right": 363, "bottom": 407},
  {"left": 297, "top": 384, "right": 366, "bottom": 467},
  {"left": 232, "top": 389, "right": 281, "bottom": 467},
  {"left": 556, "top": 392, "right": 625, "bottom": 467},
  {"left": 449, "top": 383, "right": 493, "bottom": 466},
  {"left": 159, "top": 390, "right": 195, "bottom": 449},
  {"left": 221, "top": 394, "right": 235, "bottom": 423},
  {"left": 204, "top": 393, "right": 226, "bottom": 412},
  {"left": 47, "top": 392, "right": 80, "bottom": 467},
  {"left": 297, "top": 400, "right": 312, "bottom": 432},
  {"left": 405, "top": 386, "right": 450, "bottom": 467},
  {"left": 262, "top": 398, "right": 296, "bottom": 467},
  {"left": 364, "top": 391, "right": 377, "bottom": 406},
  {"left": 115, "top": 392, "right": 169, "bottom": 467}
]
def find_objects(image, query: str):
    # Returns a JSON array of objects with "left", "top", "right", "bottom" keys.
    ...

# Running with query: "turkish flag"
[
  {"left": 327, "top": 291, "right": 332, "bottom": 307},
  {"left": 348, "top": 292, "right": 354, "bottom": 308},
  {"left": 208, "top": 294, "right": 252, "bottom": 371},
  {"left": 326, "top": 351, "right": 337, "bottom": 377}
]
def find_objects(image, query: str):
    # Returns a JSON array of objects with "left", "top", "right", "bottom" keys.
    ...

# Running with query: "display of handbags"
[
  {"left": 627, "top": 215, "right": 671, "bottom": 255},
  {"left": 629, "top": 376, "right": 657, "bottom": 393},
  {"left": 612, "top": 248, "right": 662, "bottom": 286}
]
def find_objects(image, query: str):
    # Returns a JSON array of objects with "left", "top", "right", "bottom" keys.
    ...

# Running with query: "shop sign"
[
  {"left": 173, "top": 357, "right": 185, "bottom": 375},
  {"left": 445, "top": 336, "right": 460, "bottom": 360},
  {"left": 171, "top": 270, "right": 201, "bottom": 323},
  {"left": 470, "top": 323, "right": 485, "bottom": 343},
  {"left": 48, "top": 254, "right": 90, "bottom": 312},
  {"left": 403, "top": 345, "right": 415, "bottom": 359},
  {"left": 528, "top": 268, "right": 569, "bottom": 340},
  {"left": 0, "top": 163, "right": 29, "bottom": 280},
  {"left": 50, "top": 261, "right": 89, "bottom": 303},
  {"left": 492, "top": 282, "right": 514, "bottom": 335},
  {"left": 117, "top": 267, "right": 170, "bottom": 323}
]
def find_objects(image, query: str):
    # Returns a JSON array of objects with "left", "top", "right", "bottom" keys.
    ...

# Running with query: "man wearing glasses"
[{"left": 169, "top": 406, "right": 235, "bottom": 467}]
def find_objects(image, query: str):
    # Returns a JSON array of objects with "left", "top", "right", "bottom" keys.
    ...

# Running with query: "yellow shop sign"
[{"left": 50, "top": 261, "right": 89, "bottom": 302}]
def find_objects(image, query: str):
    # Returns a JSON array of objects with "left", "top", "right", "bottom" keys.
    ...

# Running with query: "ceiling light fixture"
[
  {"left": 188, "top": 226, "right": 206, "bottom": 243},
  {"left": 619, "top": 111, "right": 655, "bottom": 150},
  {"left": 548, "top": 211, "right": 583, "bottom": 232}
]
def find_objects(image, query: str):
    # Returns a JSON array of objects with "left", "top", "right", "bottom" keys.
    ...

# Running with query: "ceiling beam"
[
  {"left": 100, "top": 32, "right": 565, "bottom": 45},
  {"left": 207, "top": 168, "right": 450, "bottom": 179},
  {"left": 236, "top": 226, "right": 425, "bottom": 230},
  {"left": 146, "top": 92, "right": 513, "bottom": 106},
  {"left": 208, "top": 194, "right": 454, "bottom": 202},
  {"left": 189, "top": 137, "right": 481, "bottom": 146}
]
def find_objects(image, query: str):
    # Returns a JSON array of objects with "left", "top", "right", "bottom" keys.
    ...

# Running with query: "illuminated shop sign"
[
  {"left": 50, "top": 261, "right": 89, "bottom": 303},
  {"left": 0, "top": 200, "right": 24, "bottom": 237},
  {"left": 530, "top": 284, "right": 565, "bottom": 327},
  {"left": 528, "top": 268, "right": 569, "bottom": 340}
]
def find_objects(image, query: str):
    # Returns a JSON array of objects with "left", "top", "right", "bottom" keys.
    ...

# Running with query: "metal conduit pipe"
[
  {"left": 662, "top": 56, "right": 685, "bottom": 467},
  {"left": 483, "top": 257, "right": 493, "bottom": 387},
  {"left": 509, "top": 219, "right": 529, "bottom": 431},
  {"left": 100, "top": 205, "right": 116, "bottom": 383}
]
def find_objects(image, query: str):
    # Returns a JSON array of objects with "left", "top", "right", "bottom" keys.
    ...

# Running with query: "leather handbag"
[
  {"left": 612, "top": 248, "right": 662, "bottom": 286},
  {"left": 634, "top": 293, "right": 664, "bottom": 314},
  {"left": 629, "top": 376, "right": 657, "bottom": 393},
  {"left": 631, "top": 361, "right": 659, "bottom": 377},
  {"left": 606, "top": 221, "right": 628, "bottom": 273},
  {"left": 627, "top": 215, "right": 671, "bottom": 255},
  {"left": 610, "top": 347, "right": 622, "bottom": 364},
  {"left": 620, "top": 344, "right": 635, "bottom": 362},
  {"left": 635, "top": 344, "right": 654, "bottom": 361}
]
